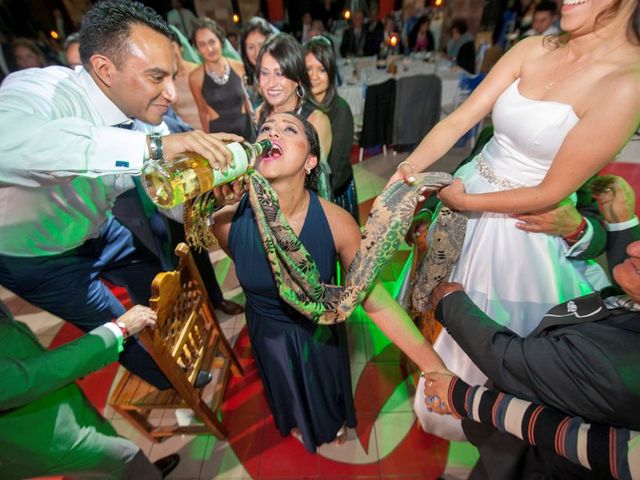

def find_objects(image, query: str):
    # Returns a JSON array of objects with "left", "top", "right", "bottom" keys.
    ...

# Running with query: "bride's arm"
[
  {"left": 324, "top": 201, "right": 446, "bottom": 374},
  {"left": 439, "top": 75, "right": 640, "bottom": 214},
  {"left": 387, "top": 38, "right": 539, "bottom": 185}
]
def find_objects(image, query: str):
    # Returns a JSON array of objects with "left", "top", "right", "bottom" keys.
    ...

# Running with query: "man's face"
[
  {"left": 353, "top": 12, "right": 364, "bottom": 29},
  {"left": 533, "top": 11, "right": 554, "bottom": 34},
  {"left": 106, "top": 24, "right": 177, "bottom": 125},
  {"left": 613, "top": 240, "right": 640, "bottom": 303}
]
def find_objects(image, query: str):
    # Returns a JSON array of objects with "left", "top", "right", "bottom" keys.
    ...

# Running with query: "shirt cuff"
[
  {"left": 565, "top": 219, "right": 594, "bottom": 257},
  {"left": 87, "top": 126, "right": 148, "bottom": 174},
  {"left": 101, "top": 321, "right": 125, "bottom": 353},
  {"left": 606, "top": 216, "right": 639, "bottom": 232}
]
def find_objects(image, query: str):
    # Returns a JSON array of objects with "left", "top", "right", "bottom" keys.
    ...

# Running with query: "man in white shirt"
[{"left": 0, "top": 0, "right": 240, "bottom": 389}]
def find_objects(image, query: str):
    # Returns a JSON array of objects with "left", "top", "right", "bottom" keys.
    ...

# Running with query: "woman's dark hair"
[
  {"left": 79, "top": 0, "right": 173, "bottom": 68},
  {"left": 303, "top": 36, "right": 337, "bottom": 107},
  {"left": 297, "top": 113, "right": 321, "bottom": 191},
  {"left": 240, "top": 17, "right": 274, "bottom": 84},
  {"left": 192, "top": 17, "right": 226, "bottom": 46},
  {"left": 256, "top": 33, "right": 319, "bottom": 117},
  {"left": 450, "top": 18, "right": 469, "bottom": 35},
  {"left": 408, "top": 15, "right": 430, "bottom": 50}
]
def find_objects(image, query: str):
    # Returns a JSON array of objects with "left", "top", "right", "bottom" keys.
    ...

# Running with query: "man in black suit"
[
  {"left": 426, "top": 175, "right": 640, "bottom": 478},
  {"left": 340, "top": 10, "right": 368, "bottom": 58}
]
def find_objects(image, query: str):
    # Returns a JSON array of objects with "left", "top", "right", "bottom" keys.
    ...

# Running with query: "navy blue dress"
[{"left": 228, "top": 191, "right": 356, "bottom": 453}]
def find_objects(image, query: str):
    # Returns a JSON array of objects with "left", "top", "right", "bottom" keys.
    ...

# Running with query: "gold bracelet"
[{"left": 397, "top": 160, "right": 416, "bottom": 174}]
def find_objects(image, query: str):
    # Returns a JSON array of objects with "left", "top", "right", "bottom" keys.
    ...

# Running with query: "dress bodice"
[
  {"left": 228, "top": 191, "right": 336, "bottom": 322},
  {"left": 482, "top": 78, "right": 579, "bottom": 186}
]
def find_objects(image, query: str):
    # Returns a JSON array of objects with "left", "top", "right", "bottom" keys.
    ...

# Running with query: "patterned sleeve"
[{"left": 448, "top": 377, "right": 639, "bottom": 480}]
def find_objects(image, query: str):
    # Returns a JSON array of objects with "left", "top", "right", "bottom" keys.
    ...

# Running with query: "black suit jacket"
[
  {"left": 340, "top": 27, "right": 367, "bottom": 58},
  {"left": 437, "top": 225, "right": 640, "bottom": 430}
]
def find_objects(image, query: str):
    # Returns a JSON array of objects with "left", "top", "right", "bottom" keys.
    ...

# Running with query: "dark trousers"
[{"left": 0, "top": 217, "right": 170, "bottom": 389}]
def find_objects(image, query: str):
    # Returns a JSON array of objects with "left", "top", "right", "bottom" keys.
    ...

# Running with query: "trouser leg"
[{"left": 0, "top": 218, "right": 170, "bottom": 389}]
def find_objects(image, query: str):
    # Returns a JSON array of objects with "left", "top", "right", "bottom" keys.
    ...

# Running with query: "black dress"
[
  {"left": 228, "top": 192, "right": 356, "bottom": 453},
  {"left": 201, "top": 65, "right": 255, "bottom": 141}
]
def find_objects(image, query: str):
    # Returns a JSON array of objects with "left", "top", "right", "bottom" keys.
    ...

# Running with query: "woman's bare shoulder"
[
  {"left": 318, "top": 197, "right": 360, "bottom": 237},
  {"left": 228, "top": 58, "right": 245, "bottom": 75}
]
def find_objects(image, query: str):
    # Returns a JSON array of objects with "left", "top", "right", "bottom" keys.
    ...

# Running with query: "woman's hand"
[
  {"left": 212, "top": 175, "right": 249, "bottom": 207},
  {"left": 437, "top": 178, "right": 467, "bottom": 210},
  {"left": 386, "top": 160, "right": 417, "bottom": 188},
  {"left": 423, "top": 370, "right": 458, "bottom": 417}
]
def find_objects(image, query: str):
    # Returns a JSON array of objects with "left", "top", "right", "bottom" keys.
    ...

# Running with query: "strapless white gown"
[{"left": 414, "top": 78, "right": 611, "bottom": 439}]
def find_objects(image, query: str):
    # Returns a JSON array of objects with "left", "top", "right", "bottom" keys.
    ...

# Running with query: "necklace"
[
  {"left": 545, "top": 41, "right": 626, "bottom": 90},
  {"left": 207, "top": 61, "right": 230, "bottom": 85},
  {"left": 286, "top": 192, "right": 309, "bottom": 230}
]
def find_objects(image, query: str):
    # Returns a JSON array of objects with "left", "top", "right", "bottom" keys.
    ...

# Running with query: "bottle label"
[
  {"left": 182, "top": 169, "right": 200, "bottom": 196},
  {"left": 213, "top": 143, "right": 249, "bottom": 185}
]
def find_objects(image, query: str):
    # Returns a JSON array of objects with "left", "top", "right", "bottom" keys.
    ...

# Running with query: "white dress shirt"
[{"left": 0, "top": 66, "right": 149, "bottom": 257}]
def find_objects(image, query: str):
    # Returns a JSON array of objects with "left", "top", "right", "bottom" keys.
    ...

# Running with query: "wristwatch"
[{"left": 148, "top": 133, "right": 164, "bottom": 161}]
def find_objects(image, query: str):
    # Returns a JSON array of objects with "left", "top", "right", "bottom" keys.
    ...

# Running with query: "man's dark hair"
[
  {"left": 534, "top": 1, "right": 557, "bottom": 14},
  {"left": 79, "top": 0, "right": 173, "bottom": 67}
]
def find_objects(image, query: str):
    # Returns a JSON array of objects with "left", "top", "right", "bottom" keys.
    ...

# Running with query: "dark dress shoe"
[
  {"left": 194, "top": 370, "right": 213, "bottom": 388},
  {"left": 214, "top": 299, "right": 244, "bottom": 315},
  {"left": 154, "top": 453, "right": 180, "bottom": 478}
]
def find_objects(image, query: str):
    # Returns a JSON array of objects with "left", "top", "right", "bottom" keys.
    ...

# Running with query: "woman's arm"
[
  {"left": 323, "top": 200, "right": 445, "bottom": 373},
  {"left": 229, "top": 59, "right": 253, "bottom": 118},
  {"left": 439, "top": 73, "right": 640, "bottom": 214},
  {"left": 189, "top": 66, "right": 213, "bottom": 134},
  {"left": 308, "top": 109, "right": 333, "bottom": 164},
  {"left": 388, "top": 37, "right": 537, "bottom": 186}
]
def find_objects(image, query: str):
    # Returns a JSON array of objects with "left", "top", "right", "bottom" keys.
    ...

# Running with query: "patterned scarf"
[
  {"left": 246, "top": 171, "right": 464, "bottom": 324},
  {"left": 183, "top": 170, "right": 466, "bottom": 325}
]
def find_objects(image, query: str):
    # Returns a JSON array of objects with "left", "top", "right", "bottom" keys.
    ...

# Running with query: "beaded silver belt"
[{"left": 475, "top": 151, "right": 526, "bottom": 191}]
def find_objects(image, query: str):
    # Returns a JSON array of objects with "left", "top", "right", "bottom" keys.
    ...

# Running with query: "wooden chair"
[{"left": 109, "top": 242, "right": 243, "bottom": 442}]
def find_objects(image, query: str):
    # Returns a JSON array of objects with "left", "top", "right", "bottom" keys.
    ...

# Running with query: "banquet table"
[{"left": 337, "top": 55, "right": 465, "bottom": 132}]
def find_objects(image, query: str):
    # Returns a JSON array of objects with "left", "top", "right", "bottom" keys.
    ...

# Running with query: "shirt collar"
[{"left": 77, "top": 67, "right": 131, "bottom": 126}]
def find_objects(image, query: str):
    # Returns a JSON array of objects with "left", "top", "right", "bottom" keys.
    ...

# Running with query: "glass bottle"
[{"left": 142, "top": 139, "right": 272, "bottom": 208}]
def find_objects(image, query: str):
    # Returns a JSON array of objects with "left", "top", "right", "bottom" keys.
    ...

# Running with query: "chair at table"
[
  {"left": 109, "top": 242, "right": 244, "bottom": 442},
  {"left": 392, "top": 75, "right": 441, "bottom": 148},
  {"left": 359, "top": 78, "right": 396, "bottom": 162}
]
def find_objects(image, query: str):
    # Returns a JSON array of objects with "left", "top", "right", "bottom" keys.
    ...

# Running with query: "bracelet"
[
  {"left": 397, "top": 160, "right": 416, "bottom": 174},
  {"left": 148, "top": 133, "right": 164, "bottom": 160},
  {"left": 563, "top": 217, "right": 587, "bottom": 243},
  {"left": 112, "top": 320, "right": 130, "bottom": 340}
]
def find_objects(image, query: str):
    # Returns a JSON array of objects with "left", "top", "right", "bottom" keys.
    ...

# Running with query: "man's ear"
[{"left": 89, "top": 54, "right": 117, "bottom": 87}]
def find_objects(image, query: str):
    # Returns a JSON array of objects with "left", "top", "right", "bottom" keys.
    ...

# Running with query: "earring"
[
  {"left": 305, "top": 167, "right": 311, "bottom": 175},
  {"left": 296, "top": 84, "right": 305, "bottom": 99}
]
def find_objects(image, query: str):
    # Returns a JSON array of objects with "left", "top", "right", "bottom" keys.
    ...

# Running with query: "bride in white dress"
[{"left": 387, "top": 0, "right": 640, "bottom": 439}]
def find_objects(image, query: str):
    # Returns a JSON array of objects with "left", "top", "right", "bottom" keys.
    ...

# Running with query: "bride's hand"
[
  {"left": 437, "top": 179, "right": 467, "bottom": 210},
  {"left": 385, "top": 160, "right": 417, "bottom": 188}
]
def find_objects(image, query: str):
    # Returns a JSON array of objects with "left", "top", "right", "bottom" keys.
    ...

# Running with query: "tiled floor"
[{"left": 4, "top": 146, "right": 479, "bottom": 480}]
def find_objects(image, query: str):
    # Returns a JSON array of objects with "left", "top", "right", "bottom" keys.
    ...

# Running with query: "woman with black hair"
[
  {"left": 210, "top": 112, "right": 445, "bottom": 453},
  {"left": 189, "top": 17, "right": 254, "bottom": 139},
  {"left": 240, "top": 17, "right": 274, "bottom": 109},
  {"left": 255, "top": 33, "right": 333, "bottom": 199},
  {"left": 305, "top": 36, "right": 359, "bottom": 222},
  {"left": 408, "top": 15, "right": 435, "bottom": 53}
]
